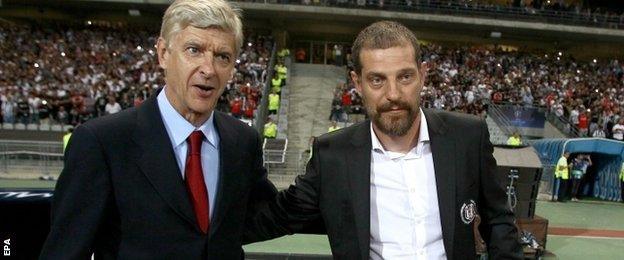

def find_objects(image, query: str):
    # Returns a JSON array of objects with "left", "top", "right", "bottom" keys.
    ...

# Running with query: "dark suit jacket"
[
  {"left": 247, "top": 109, "right": 522, "bottom": 259},
  {"left": 40, "top": 89, "right": 276, "bottom": 259}
]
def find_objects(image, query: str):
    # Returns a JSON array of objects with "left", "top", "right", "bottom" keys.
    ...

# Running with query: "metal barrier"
[
  {"left": 264, "top": 150, "right": 310, "bottom": 175},
  {"left": 544, "top": 111, "right": 581, "bottom": 138},
  {"left": 487, "top": 102, "right": 515, "bottom": 136},
  {"left": 0, "top": 140, "right": 64, "bottom": 177}
]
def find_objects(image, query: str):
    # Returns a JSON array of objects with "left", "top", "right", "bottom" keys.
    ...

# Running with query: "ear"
[
  {"left": 350, "top": 70, "right": 362, "bottom": 94},
  {"left": 419, "top": 61, "right": 429, "bottom": 84},
  {"left": 156, "top": 37, "right": 168, "bottom": 70}
]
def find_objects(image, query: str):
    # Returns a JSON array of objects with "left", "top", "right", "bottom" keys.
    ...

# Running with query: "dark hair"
[{"left": 351, "top": 20, "right": 421, "bottom": 74}]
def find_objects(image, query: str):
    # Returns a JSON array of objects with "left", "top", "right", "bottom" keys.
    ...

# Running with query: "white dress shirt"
[
  {"left": 369, "top": 109, "right": 446, "bottom": 260},
  {"left": 157, "top": 88, "right": 220, "bottom": 218}
]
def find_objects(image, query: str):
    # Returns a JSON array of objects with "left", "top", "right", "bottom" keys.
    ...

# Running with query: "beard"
[{"left": 365, "top": 98, "right": 419, "bottom": 137}]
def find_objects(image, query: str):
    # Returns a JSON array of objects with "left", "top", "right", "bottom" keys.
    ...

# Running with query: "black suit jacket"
[
  {"left": 40, "top": 89, "right": 276, "bottom": 259},
  {"left": 247, "top": 109, "right": 522, "bottom": 259}
]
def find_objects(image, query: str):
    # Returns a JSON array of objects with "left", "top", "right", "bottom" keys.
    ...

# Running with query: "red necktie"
[{"left": 185, "top": 131, "right": 210, "bottom": 234}]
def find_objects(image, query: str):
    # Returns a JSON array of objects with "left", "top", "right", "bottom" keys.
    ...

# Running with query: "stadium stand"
[
  {"left": 0, "top": 22, "right": 274, "bottom": 128},
  {"left": 237, "top": 0, "right": 624, "bottom": 29},
  {"left": 329, "top": 42, "right": 623, "bottom": 141}
]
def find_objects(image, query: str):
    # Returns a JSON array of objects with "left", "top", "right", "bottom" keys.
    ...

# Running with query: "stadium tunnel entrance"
[{"left": 532, "top": 138, "right": 624, "bottom": 202}]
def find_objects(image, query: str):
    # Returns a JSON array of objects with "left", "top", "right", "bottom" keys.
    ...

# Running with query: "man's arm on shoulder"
[
  {"left": 477, "top": 120, "right": 523, "bottom": 259},
  {"left": 40, "top": 124, "right": 113, "bottom": 259},
  {"left": 243, "top": 137, "right": 324, "bottom": 244}
]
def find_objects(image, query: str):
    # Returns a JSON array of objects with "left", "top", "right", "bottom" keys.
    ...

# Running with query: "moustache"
[{"left": 377, "top": 101, "right": 412, "bottom": 113}]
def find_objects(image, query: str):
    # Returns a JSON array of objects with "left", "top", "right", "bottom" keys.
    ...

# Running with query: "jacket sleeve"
[
  {"left": 39, "top": 124, "right": 113, "bottom": 260},
  {"left": 477, "top": 120, "right": 523, "bottom": 259},
  {"left": 243, "top": 137, "right": 324, "bottom": 243}
]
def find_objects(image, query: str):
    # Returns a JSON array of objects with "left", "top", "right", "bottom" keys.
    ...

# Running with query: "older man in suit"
[
  {"left": 39, "top": 0, "right": 276, "bottom": 259},
  {"left": 247, "top": 21, "right": 522, "bottom": 259}
]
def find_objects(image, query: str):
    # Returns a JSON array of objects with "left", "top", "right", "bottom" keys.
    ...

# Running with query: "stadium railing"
[
  {"left": 543, "top": 109, "right": 581, "bottom": 138},
  {"left": 0, "top": 140, "right": 63, "bottom": 178},
  {"left": 487, "top": 102, "right": 516, "bottom": 136}
]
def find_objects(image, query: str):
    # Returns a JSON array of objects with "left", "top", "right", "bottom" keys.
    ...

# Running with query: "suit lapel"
[
  {"left": 346, "top": 121, "right": 372, "bottom": 259},
  {"left": 424, "top": 109, "right": 456, "bottom": 260},
  {"left": 208, "top": 112, "right": 242, "bottom": 237},
  {"left": 131, "top": 89, "right": 197, "bottom": 229}
]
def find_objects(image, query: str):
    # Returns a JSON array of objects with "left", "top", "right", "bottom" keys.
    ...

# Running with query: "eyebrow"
[{"left": 366, "top": 72, "right": 386, "bottom": 79}]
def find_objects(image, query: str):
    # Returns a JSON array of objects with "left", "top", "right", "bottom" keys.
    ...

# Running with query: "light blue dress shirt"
[{"left": 157, "top": 88, "right": 220, "bottom": 219}]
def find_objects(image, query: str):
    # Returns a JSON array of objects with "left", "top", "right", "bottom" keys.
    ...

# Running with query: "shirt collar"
[
  {"left": 371, "top": 108, "right": 430, "bottom": 157},
  {"left": 157, "top": 86, "right": 219, "bottom": 149}
]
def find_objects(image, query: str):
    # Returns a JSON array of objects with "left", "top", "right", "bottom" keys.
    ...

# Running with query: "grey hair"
[{"left": 160, "top": 0, "right": 243, "bottom": 54}]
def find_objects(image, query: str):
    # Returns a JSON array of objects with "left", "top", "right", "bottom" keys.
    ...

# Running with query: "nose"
[
  {"left": 198, "top": 54, "right": 216, "bottom": 79},
  {"left": 385, "top": 79, "right": 400, "bottom": 102}
]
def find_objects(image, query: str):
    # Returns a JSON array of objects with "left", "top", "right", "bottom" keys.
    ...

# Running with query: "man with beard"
[{"left": 246, "top": 21, "right": 522, "bottom": 259}]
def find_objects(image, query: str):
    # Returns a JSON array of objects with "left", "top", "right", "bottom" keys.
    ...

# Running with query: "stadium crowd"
[
  {"left": 331, "top": 43, "right": 624, "bottom": 139},
  {"left": 258, "top": 0, "right": 624, "bottom": 29},
  {"left": 0, "top": 22, "right": 273, "bottom": 126}
]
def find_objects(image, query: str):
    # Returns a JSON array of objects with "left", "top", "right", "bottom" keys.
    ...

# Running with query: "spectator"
[
  {"left": 295, "top": 48, "right": 306, "bottom": 62},
  {"left": 1, "top": 97, "right": 15, "bottom": 123},
  {"left": 16, "top": 96, "right": 30, "bottom": 124},
  {"left": 0, "top": 22, "right": 273, "bottom": 127},
  {"left": 229, "top": 95, "right": 243, "bottom": 119},
  {"left": 592, "top": 126, "right": 606, "bottom": 138},
  {"left": 612, "top": 118, "right": 624, "bottom": 141},
  {"left": 104, "top": 95, "right": 122, "bottom": 115}
]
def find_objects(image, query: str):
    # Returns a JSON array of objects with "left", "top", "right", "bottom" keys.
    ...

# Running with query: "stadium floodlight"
[
  {"left": 128, "top": 9, "right": 141, "bottom": 17},
  {"left": 490, "top": 31, "right": 501, "bottom": 38},
  {"left": 558, "top": 52, "right": 562, "bottom": 56},
  {"left": 593, "top": 59, "right": 597, "bottom": 63},
  {"left": 34, "top": 63, "right": 39, "bottom": 68},
  {"left": 61, "top": 52, "right": 66, "bottom": 57},
  {"left": 86, "top": 20, "right": 92, "bottom": 25}
]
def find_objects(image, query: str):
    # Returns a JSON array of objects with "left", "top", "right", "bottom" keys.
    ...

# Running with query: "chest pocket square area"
[{"left": 460, "top": 200, "right": 477, "bottom": 225}]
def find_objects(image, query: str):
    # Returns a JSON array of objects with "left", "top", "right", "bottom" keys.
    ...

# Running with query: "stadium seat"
[
  {"left": 27, "top": 124, "right": 39, "bottom": 131},
  {"left": 51, "top": 125, "right": 63, "bottom": 132},
  {"left": 2, "top": 123, "right": 14, "bottom": 130},
  {"left": 39, "top": 124, "right": 51, "bottom": 131},
  {"left": 62, "top": 125, "right": 73, "bottom": 132},
  {"left": 14, "top": 123, "right": 26, "bottom": 130}
]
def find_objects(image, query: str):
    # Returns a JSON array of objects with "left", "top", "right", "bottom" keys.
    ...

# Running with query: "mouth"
[{"left": 193, "top": 84, "right": 216, "bottom": 97}]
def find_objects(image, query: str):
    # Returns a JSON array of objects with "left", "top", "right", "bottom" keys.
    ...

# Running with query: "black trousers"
[
  {"left": 558, "top": 179, "right": 570, "bottom": 201},
  {"left": 571, "top": 178, "right": 582, "bottom": 199},
  {"left": 621, "top": 181, "right": 624, "bottom": 202}
]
